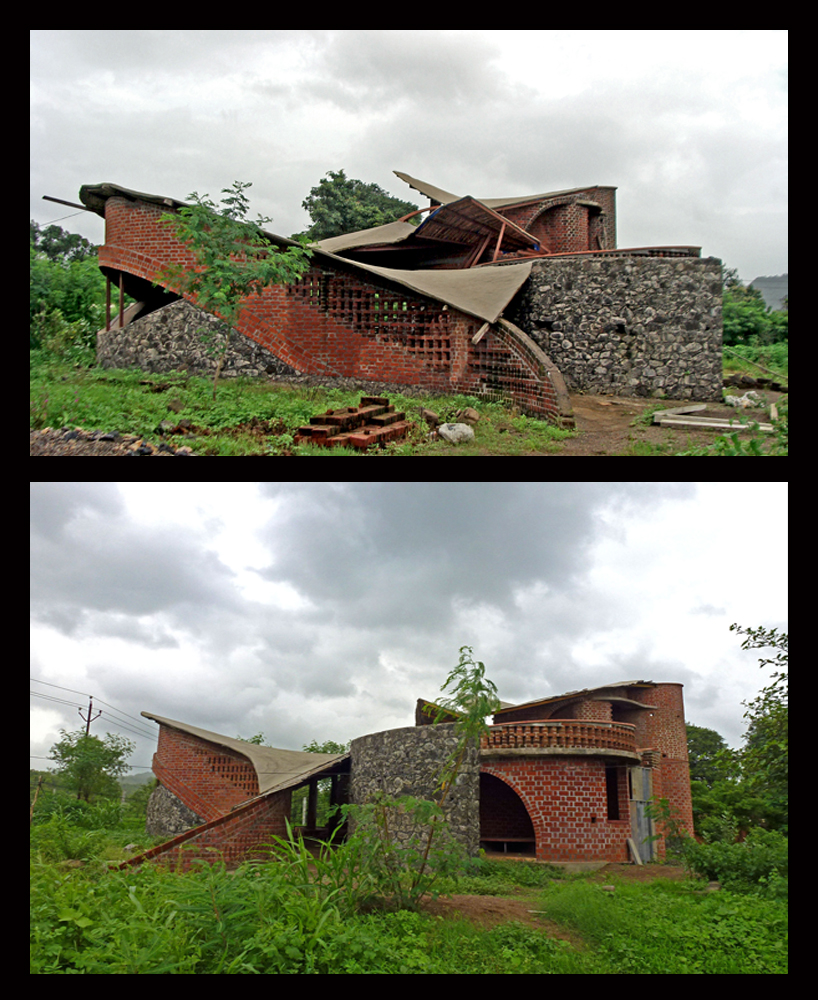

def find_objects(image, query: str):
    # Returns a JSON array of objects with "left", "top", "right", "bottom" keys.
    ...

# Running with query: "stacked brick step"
[{"left": 294, "top": 396, "right": 414, "bottom": 451}]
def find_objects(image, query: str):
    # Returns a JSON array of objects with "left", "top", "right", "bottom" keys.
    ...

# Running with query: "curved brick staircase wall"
[{"left": 97, "top": 196, "right": 573, "bottom": 424}]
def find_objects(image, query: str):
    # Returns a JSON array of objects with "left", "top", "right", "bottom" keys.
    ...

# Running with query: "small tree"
[
  {"left": 343, "top": 647, "right": 499, "bottom": 908},
  {"left": 299, "top": 169, "right": 419, "bottom": 240},
  {"left": 158, "top": 181, "right": 312, "bottom": 399},
  {"left": 49, "top": 729, "right": 135, "bottom": 802}
]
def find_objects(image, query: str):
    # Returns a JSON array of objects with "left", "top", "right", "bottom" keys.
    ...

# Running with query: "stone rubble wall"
[
  {"left": 506, "top": 255, "right": 723, "bottom": 400},
  {"left": 145, "top": 783, "right": 205, "bottom": 838},
  {"left": 349, "top": 723, "right": 480, "bottom": 857},
  {"left": 96, "top": 298, "right": 297, "bottom": 378}
]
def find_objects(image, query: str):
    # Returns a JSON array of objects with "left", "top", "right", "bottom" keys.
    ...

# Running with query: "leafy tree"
[
  {"left": 686, "top": 723, "right": 739, "bottom": 787},
  {"left": 30, "top": 223, "right": 110, "bottom": 351},
  {"left": 732, "top": 623, "right": 788, "bottom": 831},
  {"left": 299, "top": 169, "right": 418, "bottom": 241},
  {"left": 721, "top": 268, "right": 788, "bottom": 347},
  {"left": 303, "top": 738, "right": 351, "bottom": 754},
  {"left": 49, "top": 729, "right": 135, "bottom": 803},
  {"left": 31, "top": 220, "right": 97, "bottom": 263},
  {"left": 158, "top": 181, "right": 312, "bottom": 399}
]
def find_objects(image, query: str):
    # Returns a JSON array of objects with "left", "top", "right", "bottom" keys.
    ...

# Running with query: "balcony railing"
[{"left": 481, "top": 720, "right": 637, "bottom": 754}]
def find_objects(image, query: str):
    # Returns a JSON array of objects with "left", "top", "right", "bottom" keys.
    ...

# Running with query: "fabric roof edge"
[
  {"left": 80, "top": 182, "right": 531, "bottom": 324},
  {"left": 393, "top": 171, "right": 616, "bottom": 210},
  {"left": 141, "top": 711, "right": 348, "bottom": 797}
]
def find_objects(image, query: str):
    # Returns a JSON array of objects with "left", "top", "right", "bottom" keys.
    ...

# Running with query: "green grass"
[
  {"left": 30, "top": 353, "right": 574, "bottom": 456},
  {"left": 30, "top": 849, "right": 787, "bottom": 974}
]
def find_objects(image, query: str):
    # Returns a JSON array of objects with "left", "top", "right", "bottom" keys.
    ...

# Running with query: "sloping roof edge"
[
  {"left": 142, "top": 711, "right": 348, "bottom": 797},
  {"left": 393, "top": 170, "right": 617, "bottom": 210},
  {"left": 80, "top": 183, "right": 531, "bottom": 325},
  {"left": 493, "top": 680, "right": 658, "bottom": 718}
]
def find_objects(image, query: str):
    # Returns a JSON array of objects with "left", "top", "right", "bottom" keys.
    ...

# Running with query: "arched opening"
[{"left": 479, "top": 772, "right": 536, "bottom": 856}]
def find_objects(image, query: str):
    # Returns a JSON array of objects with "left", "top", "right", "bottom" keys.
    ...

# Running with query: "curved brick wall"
[
  {"left": 481, "top": 757, "right": 632, "bottom": 863},
  {"left": 97, "top": 197, "right": 573, "bottom": 424},
  {"left": 153, "top": 724, "right": 258, "bottom": 822}
]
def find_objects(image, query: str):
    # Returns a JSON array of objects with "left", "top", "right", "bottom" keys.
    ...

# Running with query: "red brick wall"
[
  {"left": 121, "top": 791, "right": 291, "bottom": 872},
  {"left": 498, "top": 187, "right": 617, "bottom": 254},
  {"left": 635, "top": 683, "right": 694, "bottom": 838},
  {"left": 481, "top": 758, "right": 631, "bottom": 862},
  {"left": 153, "top": 725, "right": 259, "bottom": 823},
  {"left": 98, "top": 196, "right": 568, "bottom": 422},
  {"left": 480, "top": 682, "right": 693, "bottom": 861}
]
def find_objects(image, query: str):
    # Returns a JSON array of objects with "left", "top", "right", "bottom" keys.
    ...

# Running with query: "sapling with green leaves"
[
  {"left": 411, "top": 645, "right": 501, "bottom": 891},
  {"left": 158, "top": 181, "right": 312, "bottom": 400}
]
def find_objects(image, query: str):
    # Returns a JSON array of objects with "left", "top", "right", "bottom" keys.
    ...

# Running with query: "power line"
[{"left": 30, "top": 677, "right": 157, "bottom": 740}]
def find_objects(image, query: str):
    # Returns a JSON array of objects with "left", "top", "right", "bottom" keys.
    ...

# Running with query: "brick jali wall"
[
  {"left": 153, "top": 725, "right": 259, "bottom": 823},
  {"left": 97, "top": 196, "right": 571, "bottom": 423}
]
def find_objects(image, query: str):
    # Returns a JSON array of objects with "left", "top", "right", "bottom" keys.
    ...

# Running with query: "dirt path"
[
  {"left": 29, "top": 390, "right": 784, "bottom": 456},
  {"left": 552, "top": 391, "right": 784, "bottom": 455},
  {"left": 418, "top": 863, "right": 689, "bottom": 936}
]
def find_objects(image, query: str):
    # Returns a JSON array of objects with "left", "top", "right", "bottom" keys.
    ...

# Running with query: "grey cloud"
[
  {"left": 256, "top": 482, "right": 695, "bottom": 629},
  {"left": 30, "top": 483, "right": 240, "bottom": 629}
]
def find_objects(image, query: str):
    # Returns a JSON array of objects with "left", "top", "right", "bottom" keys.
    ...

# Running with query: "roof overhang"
[
  {"left": 80, "top": 183, "right": 532, "bottom": 325},
  {"left": 393, "top": 170, "right": 617, "bottom": 210},
  {"left": 493, "top": 681, "right": 657, "bottom": 721},
  {"left": 142, "top": 711, "right": 349, "bottom": 797}
]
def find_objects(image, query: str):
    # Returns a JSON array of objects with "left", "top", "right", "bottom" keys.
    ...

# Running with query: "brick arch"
[
  {"left": 479, "top": 771, "right": 536, "bottom": 853},
  {"left": 480, "top": 765, "right": 544, "bottom": 857},
  {"left": 96, "top": 195, "right": 574, "bottom": 424}
]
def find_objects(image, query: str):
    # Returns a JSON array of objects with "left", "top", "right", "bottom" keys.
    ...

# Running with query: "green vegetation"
[
  {"left": 158, "top": 181, "right": 312, "bottom": 400},
  {"left": 298, "top": 169, "right": 419, "bottom": 241},
  {"left": 29, "top": 355, "right": 574, "bottom": 456},
  {"left": 30, "top": 845, "right": 788, "bottom": 973},
  {"left": 687, "top": 624, "right": 788, "bottom": 838}
]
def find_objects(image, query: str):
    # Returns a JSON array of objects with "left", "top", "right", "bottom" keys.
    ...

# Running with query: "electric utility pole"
[{"left": 79, "top": 696, "right": 102, "bottom": 736}]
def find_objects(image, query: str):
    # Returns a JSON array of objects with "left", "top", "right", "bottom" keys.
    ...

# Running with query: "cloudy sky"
[
  {"left": 30, "top": 482, "right": 787, "bottom": 777},
  {"left": 31, "top": 30, "right": 787, "bottom": 283}
]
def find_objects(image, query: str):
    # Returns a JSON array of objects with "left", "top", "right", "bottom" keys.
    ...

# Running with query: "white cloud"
[{"left": 30, "top": 29, "right": 787, "bottom": 280}]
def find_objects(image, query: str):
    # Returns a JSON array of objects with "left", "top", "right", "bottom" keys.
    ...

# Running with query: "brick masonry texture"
[
  {"left": 507, "top": 256, "right": 723, "bottom": 400},
  {"left": 98, "top": 197, "right": 569, "bottom": 422},
  {"left": 132, "top": 681, "right": 693, "bottom": 870}
]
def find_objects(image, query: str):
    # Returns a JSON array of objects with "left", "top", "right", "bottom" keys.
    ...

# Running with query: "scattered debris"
[
  {"left": 652, "top": 402, "right": 773, "bottom": 433},
  {"left": 293, "top": 396, "right": 414, "bottom": 451},
  {"left": 724, "top": 390, "right": 763, "bottom": 408}
]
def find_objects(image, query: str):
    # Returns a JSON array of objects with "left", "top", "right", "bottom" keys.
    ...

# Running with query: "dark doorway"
[{"left": 479, "top": 772, "right": 535, "bottom": 855}]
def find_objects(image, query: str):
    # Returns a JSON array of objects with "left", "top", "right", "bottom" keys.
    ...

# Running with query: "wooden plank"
[
  {"left": 657, "top": 416, "right": 773, "bottom": 432},
  {"left": 627, "top": 837, "right": 644, "bottom": 865}
]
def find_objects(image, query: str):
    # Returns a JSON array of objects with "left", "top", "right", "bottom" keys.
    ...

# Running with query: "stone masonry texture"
[
  {"left": 350, "top": 723, "right": 480, "bottom": 857},
  {"left": 507, "top": 255, "right": 723, "bottom": 399}
]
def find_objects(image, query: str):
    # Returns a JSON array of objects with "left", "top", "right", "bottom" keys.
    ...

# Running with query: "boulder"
[{"left": 438, "top": 422, "right": 475, "bottom": 444}]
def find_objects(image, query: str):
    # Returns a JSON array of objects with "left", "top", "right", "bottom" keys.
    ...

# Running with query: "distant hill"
[{"left": 750, "top": 274, "right": 788, "bottom": 311}]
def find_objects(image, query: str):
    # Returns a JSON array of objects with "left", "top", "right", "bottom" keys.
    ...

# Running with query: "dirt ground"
[
  {"left": 551, "top": 390, "right": 785, "bottom": 455},
  {"left": 418, "top": 863, "right": 689, "bottom": 935}
]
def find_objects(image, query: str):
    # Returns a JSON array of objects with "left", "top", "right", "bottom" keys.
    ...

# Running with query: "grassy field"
[
  {"left": 30, "top": 852, "right": 787, "bottom": 974},
  {"left": 30, "top": 353, "right": 574, "bottom": 456},
  {"left": 30, "top": 342, "right": 787, "bottom": 457}
]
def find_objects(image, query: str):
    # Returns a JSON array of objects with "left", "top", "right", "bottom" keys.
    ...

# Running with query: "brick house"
[
  {"left": 79, "top": 170, "right": 720, "bottom": 421},
  {"left": 128, "top": 680, "right": 692, "bottom": 870}
]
